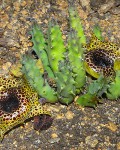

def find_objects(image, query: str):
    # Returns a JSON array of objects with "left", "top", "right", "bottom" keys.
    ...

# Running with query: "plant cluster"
[{"left": 22, "top": 7, "right": 120, "bottom": 107}]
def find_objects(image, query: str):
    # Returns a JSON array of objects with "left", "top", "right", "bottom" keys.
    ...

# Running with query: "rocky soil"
[{"left": 0, "top": 0, "right": 120, "bottom": 150}]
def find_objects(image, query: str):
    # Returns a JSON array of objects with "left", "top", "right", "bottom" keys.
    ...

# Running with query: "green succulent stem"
[
  {"left": 76, "top": 76, "right": 107, "bottom": 107},
  {"left": 56, "top": 60, "right": 76, "bottom": 105},
  {"left": 93, "top": 25, "right": 104, "bottom": 41},
  {"left": 46, "top": 23, "right": 76, "bottom": 105},
  {"left": 68, "top": 31, "right": 86, "bottom": 94},
  {"left": 47, "top": 24, "right": 66, "bottom": 73},
  {"left": 31, "top": 25, "right": 55, "bottom": 79},
  {"left": 106, "top": 70, "right": 120, "bottom": 100},
  {"left": 69, "top": 7, "right": 86, "bottom": 44},
  {"left": 22, "top": 55, "right": 58, "bottom": 103}
]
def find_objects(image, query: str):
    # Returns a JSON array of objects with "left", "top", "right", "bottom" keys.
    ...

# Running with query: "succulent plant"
[
  {"left": 76, "top": 76, "right": 106, "bottom": 107},
  {"left": 21, "top": 7, "right": 120, "bottom": 107},
  {"left": 21, "top": 7, "right": 88, "bottom": 105},
  {"left": 76, "top": 24, "right": 120, "bottom": 107}
]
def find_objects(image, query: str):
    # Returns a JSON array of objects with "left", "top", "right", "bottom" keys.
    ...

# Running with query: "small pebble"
[
  {"left": 117, "top": 142, "right": 120, "bottom": 150},
  {"left": 106, "top": 122, "right": 118, "bottom": 132},
  {"left": 56, "top": 113, "right": 65, "bottom": 119},
  {"left": 51, "top": 133, "right": 58, "bottom": 138},
  {"left": 85, "top": 135, "right": 98, "bottom": 148},
  {"left": 2, "top": 62, "right": 12, "bottom": 70},
  {"left": 65, "top": 111, "right": 74, "bottom": 120},
  {"left": 49, "top": 137, "right": 60, "bottom": 144}
]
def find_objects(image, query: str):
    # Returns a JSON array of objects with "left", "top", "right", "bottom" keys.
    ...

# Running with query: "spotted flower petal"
[
  {"left": 84, "top": 35, "right": 120, "bottom": 78},
  {"left": 0, "top": 76, "right": 50, "bottom": 141}
]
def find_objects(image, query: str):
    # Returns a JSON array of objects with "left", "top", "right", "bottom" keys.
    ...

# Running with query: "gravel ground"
[{"left": 0, "top": 0, "right": 120, "bottom": 150}]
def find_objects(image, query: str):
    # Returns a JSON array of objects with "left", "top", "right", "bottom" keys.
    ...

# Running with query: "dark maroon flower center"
[
  {"left": 0, "top": 94, "right": 19, "bottom": 113},
  {"left": 87, "top": 49, "right": 114, "bottom": 67}
]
